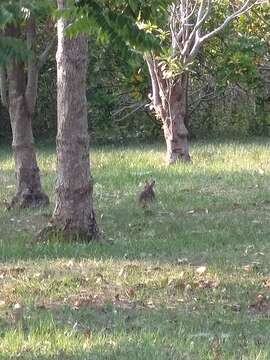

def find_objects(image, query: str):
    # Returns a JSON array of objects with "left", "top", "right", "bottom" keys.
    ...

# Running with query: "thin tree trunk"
[
  {"left": 146, "top": 56, "right": 191, "bottom": 165},
  {"left": 163, "top": 73, "right": 191, "bottom": 164},
  {"left": 2, "top": 21, "right": 49, "bottom": 209},
  {"left": 50, "top": 0, "right": 98, "bottom": 240},
  {"left": 7, "top": 62, "right": 49, "bottom": 208}
]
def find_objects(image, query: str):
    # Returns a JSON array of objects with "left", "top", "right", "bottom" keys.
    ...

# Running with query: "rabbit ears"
[{"left": 145, "top": 180, "right": 155, "bottom": 188}]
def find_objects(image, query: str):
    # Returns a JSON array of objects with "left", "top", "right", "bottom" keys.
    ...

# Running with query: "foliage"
[
  {"left": 0, "top": 0, "right": 54, "bottom": 22},
  {"left": 1, "top": 1, "right": 269, "bottom": 141},
  {"left": 189, "top": 3, "right": 270, "bottom": 138},
  {"left": 63, "top": 0, "right": 164, "bottom": 56},
  {"left": 0, "top": 37, "right": 30, "bottom": 65},
  {"left": 0, "top": 0, "right": 55, "bottom": 64},
  {"left": 62, "top": 1, "right": 270, "bottom": 141},
  {"left": 87, "top": 40, "right": 161, "bottom": 143},
  {"left": 31, "top": 39, "right": 161, "bottom": 143},
  {"left": 34, "top": 57, "right": 57, "bottom": 138}
]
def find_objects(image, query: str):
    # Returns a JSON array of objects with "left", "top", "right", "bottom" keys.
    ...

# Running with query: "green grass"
[{"left": 0, "top": 139, "right": 270, "bottom": 359}]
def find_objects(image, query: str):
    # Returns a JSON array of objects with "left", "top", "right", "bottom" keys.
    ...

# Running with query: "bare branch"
[
  {"left": 152, "top": 58, "right": 170, "bottom": 107},
  {"left": 112, "top": 102, "right": 144, "bottom": 117},
  {"left": 0, "top": 65, "right": 8, "bottom": 108},
  {"left": 113, "top": 102, "right": 147, "bottom": 123},
  {"left": 170, "top": 1, "right": 198, "bottom": 54},
  {"left": 195, "top": 0, "right": 210, "bottom": 42},
  {"left": 251, "top": 8, "right": 270, "bottom": 27},
  {"left": 145, "top": 53, "right": 169, "bottom": 122},
  {"left": 184, "top": 0, "right": 199, "bottom": 22},
  {"left": 197, "top": 0, "right": 207, "bottom": 22},
  {"left": 38, "top": 35, "right": 57, "bottom": 70},
  {"left": 189, "top": 90, "right": 222, "bottom": 117},
  {"left": 199, "top": 0, "right": 260, "bottom": 45},
  {"left": 188, "top": 0, "right": 265, "bottom": 60},
  {"left": 182, "top": 0, "right": 211, "bottom": 59},
  {"left": 145, "top": 54, "right": 162, "bottom": 109},
  {"left": 170, "top": 3, "right": 180, "bottom": 53}
]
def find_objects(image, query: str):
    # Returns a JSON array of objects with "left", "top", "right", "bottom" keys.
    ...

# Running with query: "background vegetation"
[{"left": 1, "top": 3, "right": 269, "bottom": 143}]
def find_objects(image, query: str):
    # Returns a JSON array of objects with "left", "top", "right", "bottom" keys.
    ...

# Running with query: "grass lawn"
[{"left": 0, "top": 139, "right": 270, "bottom": 359}]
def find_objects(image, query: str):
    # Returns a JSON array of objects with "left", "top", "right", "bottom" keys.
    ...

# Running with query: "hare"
[{"left": 139, "top": 180, "right": 156, "bottom": 208}]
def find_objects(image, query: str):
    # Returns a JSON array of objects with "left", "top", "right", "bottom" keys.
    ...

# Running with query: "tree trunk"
[
  {"left": 163, "top": 74, "right": 191, "bottom": 164},
  {"left": 51, "top": 0, "right": 98, "bottom": 240},
  {"left": 146, "top": 56, "right": 191, "bottom": 165},
  {"left": 7, "top": 62, "right": 49, "bottom": 208}
]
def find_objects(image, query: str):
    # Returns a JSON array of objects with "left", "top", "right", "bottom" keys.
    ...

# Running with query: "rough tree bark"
[
  {"left": 146, "top": 54, "right": 191, "bottom": 164},
  {"left": 1, "top": 21, "right": 49, "bottom": 208},
  {"left": 7, "top": 63, "right": 49, "bottom": 208},
  {"left": 145, "top": 0, "right": 265, "bottom": 165},
  {"left": 49, "top": 0, "right": 99, "bottom": 240}
]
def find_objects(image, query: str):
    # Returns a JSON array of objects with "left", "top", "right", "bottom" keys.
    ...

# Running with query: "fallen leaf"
[
  {"left": 67, "top": 260, "right": 75, "bottom": 268},
  {"left": 197, "top": 279, "right": 220, "bottom": 289},
  {"left": 126, "top": 288, "right": 135, "bottom": 298},
  {"left": 196, "top": 266, "right": 207, "bottom": 276},
  {"left": 118, "top": 268, "right": 125, "bottom": 277},
  {"left": 187, "top": 208, "right": 209, "bottom": 215},
  {"left": 243, "top": 264, "right": 253, "bottom": 272},
  {"left": 177, "top": 258, "right": 188, "bottom": 265},
  {"left": 174, "top": 279, "right": 186, "bottom": 290},
  {"left": 96, "top": 273, "right": 108, "bottom": 284},
  {"left": 263, "top": 278, "right": 270, "bottom": 288},
  {"left": 72, "top": 295, "right": 93, "bottom": 309},
  {"left": 243, "top": 263, "right": 260, "bottom": 272},
  {"left": 244, "top": 245, "right": 254, "bottom": 255},
  {"left": 83, "top": 327, "right": 92, "bottom": 337},
  {"left": 249, "top": 294, "right": 270, "bottom": 315}
]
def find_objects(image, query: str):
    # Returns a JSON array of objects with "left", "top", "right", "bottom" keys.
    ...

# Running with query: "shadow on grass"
[
  {"left": 0, "top": 139, "right": 269, "bottom": 264},
  {"left": 0, "top": 303, "right": 269, "bottom": 359},
  {"left": 0, "top": 170, "right": 269, "bottom": 264}
]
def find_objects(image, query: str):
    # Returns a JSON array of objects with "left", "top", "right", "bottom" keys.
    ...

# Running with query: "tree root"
[
  {"left": 9, "top": 191, "right": 49, "bottom": 210},
  {"left": 35, "top": 222, "right": 102, "bottom": 243},
  {"left": 167, "top": 154, "right": 192, "bottom": 165}
]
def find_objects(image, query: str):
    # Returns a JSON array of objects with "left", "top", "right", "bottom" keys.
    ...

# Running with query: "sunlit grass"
[{"left": 0, "top": 139, "right": 269, "bottom": 359}]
